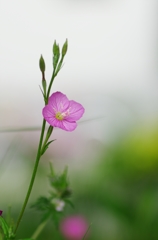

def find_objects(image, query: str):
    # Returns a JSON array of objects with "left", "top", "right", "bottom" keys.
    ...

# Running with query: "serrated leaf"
[
  {"left": 49, "top": 165, "right": 69, "bottom": 192},
  {"left": 31, "top": 197, "right": 50, "bottom": 211}
]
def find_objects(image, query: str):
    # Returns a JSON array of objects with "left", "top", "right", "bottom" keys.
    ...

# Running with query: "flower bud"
[
  {"left": 62, "top": 39, "right": 68, "bottom": 57},
  {"left": 53, "top": 40, "right": 60, "bottom": 56},
  {"left": 0, "top": 210, "right": 3, "bottom": 216},
  {"left": 39, "top": 55, "right": 45, "bottom": 73},
  {"left": 53, "top": 41, "right": 60, "bottom": 69}
]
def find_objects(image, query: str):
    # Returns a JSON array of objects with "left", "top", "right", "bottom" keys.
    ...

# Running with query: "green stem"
[
  {"left": 14, "top": 53, "right": 60, "bottom": 235},
  {"left": 14, "top": 119, "right": 46, "bottom": 234},
  {"left": 46, "top": 69, "right": 55, "bottom": 101},
  {"left": 82, "top": 223, "right": 92, "bottom": 240},
  {"left": 31, "top": 220, "right": 48, "bottom": 239}
]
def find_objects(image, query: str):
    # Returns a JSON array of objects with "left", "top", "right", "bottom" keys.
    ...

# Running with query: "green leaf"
[
  {"left": 45, "top": 126, "right": 53, "bottom": 143},
  {"left": 0, "top": 216, "right": 9, "bottom": 239},
  {"left": 40, "top": 140, "right": 55, "bottom": 155},
  {"left": 42, "top": 80, "right": 47, "bottom": 96},
  {"left": 48, "top": 166, "right": 70, "bottom": 198},
  {"left": 31, "top": 197, "right": 50, "bottom": 212},
  {"left": 39, "top": 85, "right": 47, "bottom": 103}
]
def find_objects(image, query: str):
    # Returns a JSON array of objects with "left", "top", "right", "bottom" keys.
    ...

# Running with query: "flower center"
[{"left": 55, "top": 112, "right": 64, "bottom": 120}]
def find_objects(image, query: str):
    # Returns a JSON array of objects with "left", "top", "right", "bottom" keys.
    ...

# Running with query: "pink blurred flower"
[
  {"left": 60, "top": 215, "right": 88, "bottom": 240},
  {"left": 42, "top": 92, "right": 85, "bottom": 131},
  {"left": 0, "top": 210, "right": 3, "bottom": 216}
]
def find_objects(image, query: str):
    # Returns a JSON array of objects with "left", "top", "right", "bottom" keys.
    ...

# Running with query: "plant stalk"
[
  {"left": 14, "top": 119, "right": 46, "bottom": 234},
  {"left": 31, "top": 220, "right": 48, "bottom": 239}
]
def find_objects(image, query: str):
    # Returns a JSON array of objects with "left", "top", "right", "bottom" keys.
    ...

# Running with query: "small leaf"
[
  {"left": 45, "top": 126, "right": 53, "bottom": 143},
  {"left": 41, "top": 140, "right": 55, "bottom": 155},
  {"left": 31, "top": 197, "right": 50, "bottom": 211},
  {"left": 42, "top": 79, "right": 47, "bottom": 95},
  {"left": 39, "top": 85, "right": 47, "bottom": 103},
  {"left": 0, "top": 216, "right": 9, "bottom": 238}
]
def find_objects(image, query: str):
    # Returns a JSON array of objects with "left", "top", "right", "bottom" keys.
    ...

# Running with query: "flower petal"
[
  {"left": 42, "top": 92, "right": 85, "bottom": 131},
  {"left": 53, "top": 119, "right": 77, "bottom": 131},
  {"left": 48, "top": 92, "right": 69, "bottom": 112},
  {"left": 65, "top": 100, "right": 85, "bottom": 122},
  {"left": 62, "top": 120, "right": 77, "bottom": 131},
  {"left": 42, "top": 105, "right": 56, "bottom": 126}
]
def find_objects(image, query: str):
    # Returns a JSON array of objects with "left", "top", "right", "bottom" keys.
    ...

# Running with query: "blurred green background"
[{"left": 1, "top": 122, "right": 158, "bottom": 240}]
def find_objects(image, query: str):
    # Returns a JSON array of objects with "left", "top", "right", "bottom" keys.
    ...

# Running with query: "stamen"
[{"left": 55, "top": 112, "right": 64, "bottom": 120}]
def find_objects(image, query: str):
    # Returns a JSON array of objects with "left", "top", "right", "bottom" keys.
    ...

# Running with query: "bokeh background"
[{"left": 0, "top": 0, "right": 158, "bottom": 239}]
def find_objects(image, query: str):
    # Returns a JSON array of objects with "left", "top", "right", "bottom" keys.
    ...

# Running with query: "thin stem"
[
  {"left": 82, "top": 223, "right": 92, "bottom": 240},
  {"left": 31, "top": 220, "right": 48, "bottom": 239},
  {"left": 46, "top": 69, "right": 55, "bottom": 101},
  {"left": 14, "top": 53, "right": 61, "bottom": 235},
  {"left": 14, "top": 119, "right": 46, "bottom": 234}
]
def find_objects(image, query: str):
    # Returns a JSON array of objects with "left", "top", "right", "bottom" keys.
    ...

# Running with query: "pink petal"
[
  {"left": 48, "top": 92, "right": 69, "bottom": 112},
  {"left": 62, "top": 120, "right": 77, "bottom": 131},
  {"left": 65, "top": 100, "right": 85, "bottom": 122},
  {"left": 42, "top": 105, "right": 55, "bottom": 119},
  {"left": 53, "top": 119, "right": 77, "bottom": 131},
  {"left": 42, "top": 92, "right": 85, "bottom": 131}
]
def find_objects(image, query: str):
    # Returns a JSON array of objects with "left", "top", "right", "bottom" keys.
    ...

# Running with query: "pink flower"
[
  {"left": 0, "top": 210, "right": 3, "bottom": 216},
  {"left": 42, "top": 92, "right": 85, "bottom": 131},
  {"left": 60, "top": 215, "right": 88, "bottom": 240}
]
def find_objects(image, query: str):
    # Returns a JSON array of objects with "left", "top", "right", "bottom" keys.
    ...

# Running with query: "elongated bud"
[
  {"left": 39, "top": 55, "right": 45, "bottom": 73},
  {"left": 53, "top": 41, "right": 60, "bottom": 56},
  {"left": 53, "top": 41, "right": 60, "bottom": 69},
  {"left": 62, "top": 39, "right": 68, "bottom": 57},
  {"left": 47, "top": 125, "right": 53, "bottom": 140},
  {"left": 0, "top": 210, "right": 3, "bottom": 216}
]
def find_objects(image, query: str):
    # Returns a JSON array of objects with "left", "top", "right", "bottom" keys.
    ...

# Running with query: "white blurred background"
[{"left": 0, "top": 0, "right": 158, "bottom": 165}]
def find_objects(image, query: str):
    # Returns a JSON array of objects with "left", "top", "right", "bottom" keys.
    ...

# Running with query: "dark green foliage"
[{"left": 31, "top": 163, "right": 72, "bottom": 228}]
